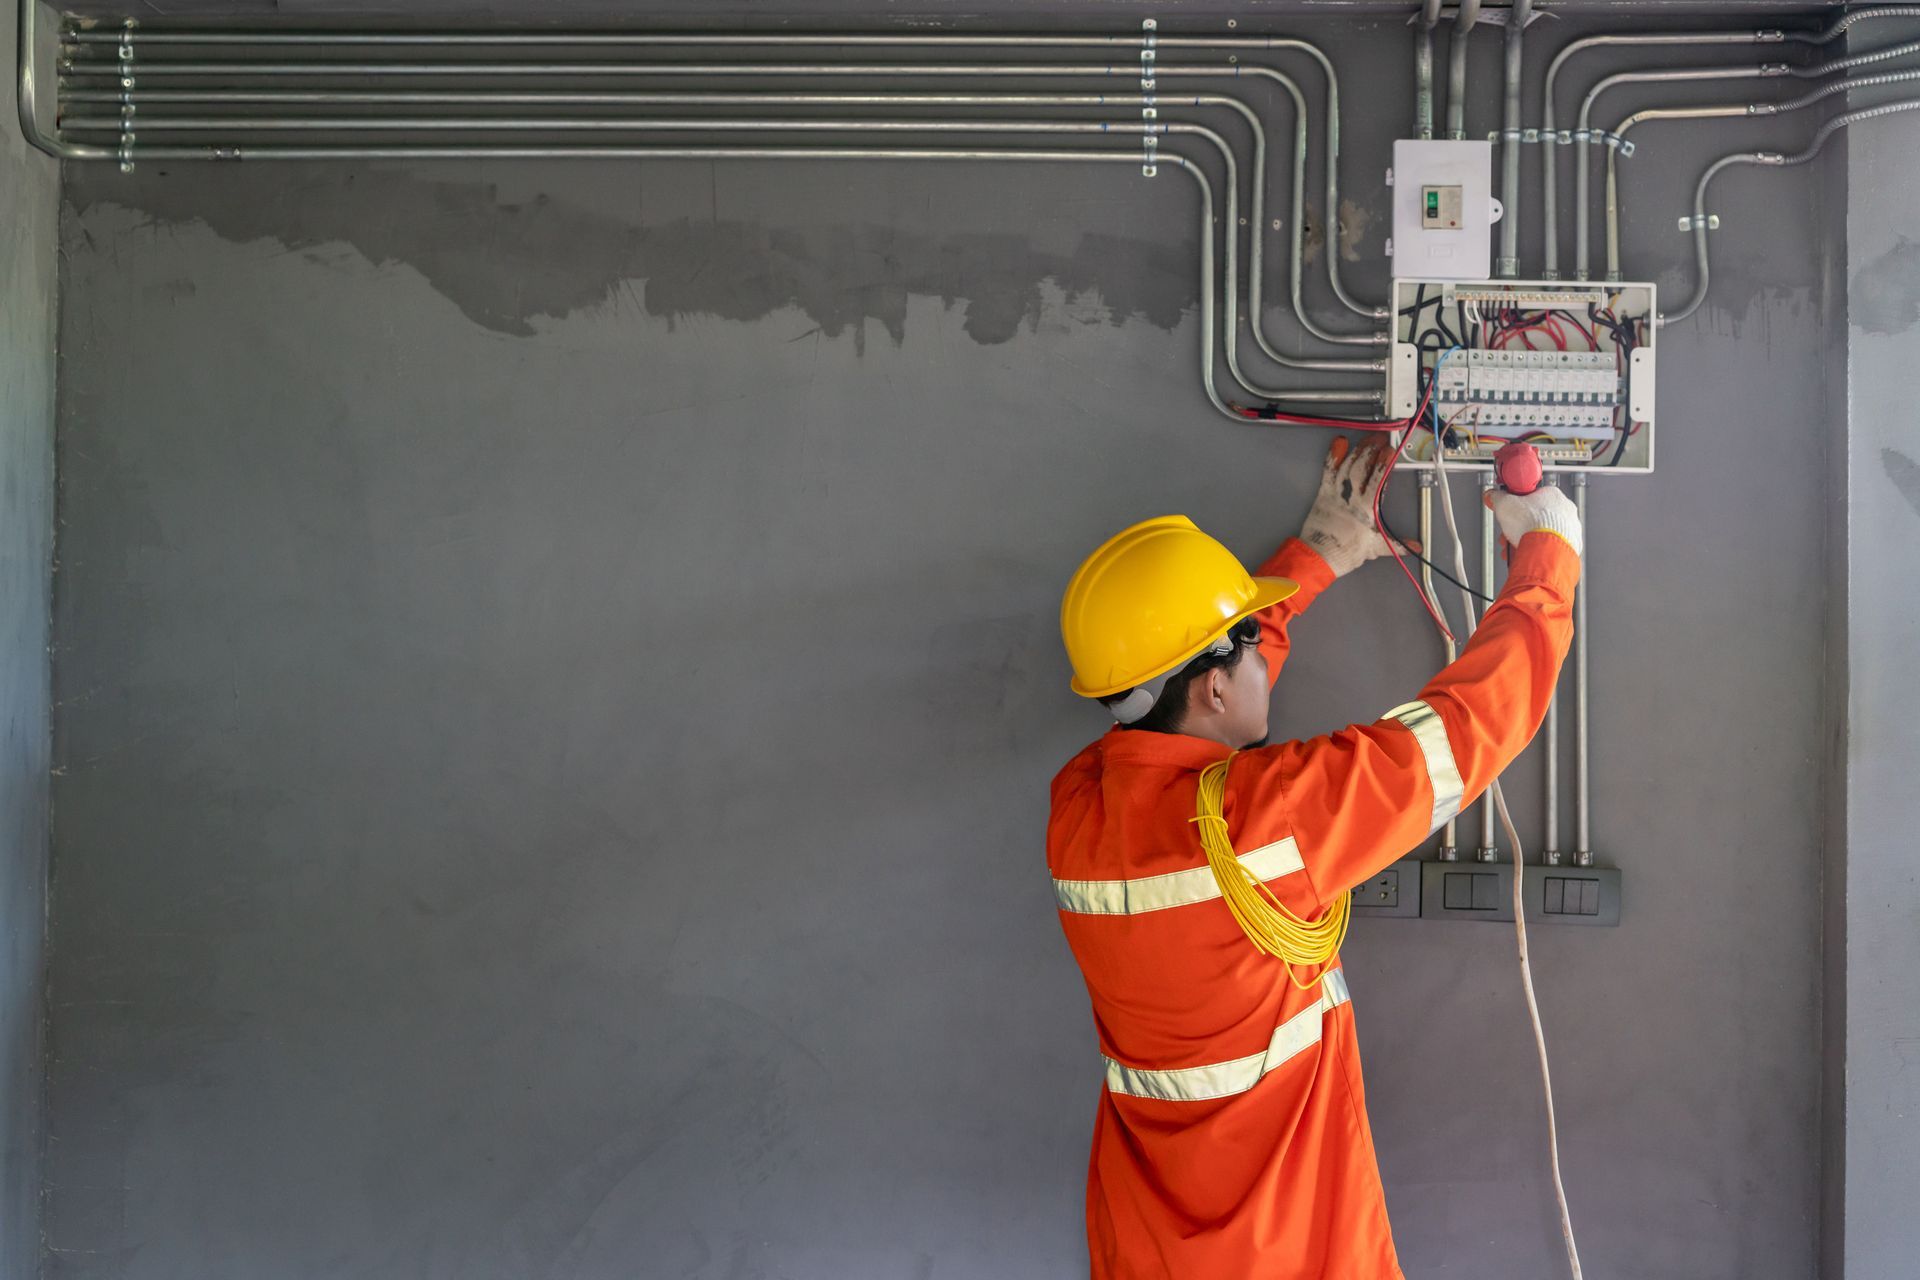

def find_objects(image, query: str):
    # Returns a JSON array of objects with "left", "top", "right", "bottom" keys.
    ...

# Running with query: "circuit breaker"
[
  {"left": 1386, "top": 278, "right": 1658, "bottom": 475},
  {"left": 1389, "top": 140, "right": 1495, "bottom": 281}
]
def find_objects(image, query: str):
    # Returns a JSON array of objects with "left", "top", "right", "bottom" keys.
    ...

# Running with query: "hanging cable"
[{"left": 1429, "top": 445, "right": 1584, "bottom": 1280}]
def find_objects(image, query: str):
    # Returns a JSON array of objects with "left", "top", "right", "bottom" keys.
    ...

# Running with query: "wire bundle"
[{"left": 1192, "top": 756, "right": 1351, "bottom": 990}]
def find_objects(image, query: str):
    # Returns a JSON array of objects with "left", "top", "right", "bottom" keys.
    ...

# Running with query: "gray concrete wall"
[
  {"left": 0, "top": 3, "right": 58, "bottom": 1277},
  {"left": 48, "top": 17, "right": 1838, "bottom": 1279},
  {"left": 1839, "top": 106, "right": 1920, "bottom": 1278}
]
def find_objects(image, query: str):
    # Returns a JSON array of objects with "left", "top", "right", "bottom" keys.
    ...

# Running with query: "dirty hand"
[
  {"left": 1485, "top": 485, "right": 1584, "bottom": 558},
  {"left": 1298, "top": 435, "right": 1407, "bottom": 578}
]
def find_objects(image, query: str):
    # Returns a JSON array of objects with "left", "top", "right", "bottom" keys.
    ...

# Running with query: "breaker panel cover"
[{"left": 1390, "top": 140, "right": 1494, "bottom": 281}]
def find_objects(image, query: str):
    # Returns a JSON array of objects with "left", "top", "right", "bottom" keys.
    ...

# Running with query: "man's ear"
[{"left": 1195, "top": 667, "right": 1229, "bottom": 715}]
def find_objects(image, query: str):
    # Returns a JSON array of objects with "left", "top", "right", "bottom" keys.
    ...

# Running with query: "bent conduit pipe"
[
  {"left": 56, "top": 55, "right": 1390, "bottom": 346},
  {"left": 1594, "top": 43, "right": 1920, "bottom": 280},
  {"left": 18, "top": 0, "right": 106, "bottom": 157},
  {"left": 55, "top": 79, "right": 1390, "bottom": 375},
  {"left": 1497, "top": 0, "right": 1533, "bottom": 278},
  {"left": 1600, "top": 66, "right": 1920, "bottom": 281},
  {"left": 1573, "top": 63, "right": 1790, "bottom": 280},
  {"left": 1789, "top": 5, "right": 1920, "bottom": 44},
  {"left": 1446, "top": 0, "right": 1482, "bottom": 141},
  {"left": 1539, "top": 30, "right": 1782, "bottom": 280},
  {"left": 1667, "top": 96, "right": 1920, "bottom": 326},
  {"left": 47, "top": 136, "right": 1276, "bottom": 419},
  {"left": 57, "top": 25, "right": 1389, "bottom": 324},
  {"left": 61, "top": 93, "right": 1385, "bottom": 382},
  {"left": 1415, "top": 0, "right": 1443, "bottom": 141},
  {"left": 61, "top": 85, "right": 1382, "bottom": 376}
]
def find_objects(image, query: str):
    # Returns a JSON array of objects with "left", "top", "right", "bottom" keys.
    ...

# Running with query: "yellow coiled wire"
[{"left": 1193, "top": 755, "right": 1350, "bottom": 991}]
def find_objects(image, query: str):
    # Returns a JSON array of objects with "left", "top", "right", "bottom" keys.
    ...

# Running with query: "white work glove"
[
  {"left": 1486, "top": 485, "right": 1584, "bottom": 558},
  {"left": 1298, "top": 435, "right": 1408, "bottom": 578}
]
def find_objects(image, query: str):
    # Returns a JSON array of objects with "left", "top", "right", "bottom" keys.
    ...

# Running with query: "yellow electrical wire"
[{"left": 1192, "top": 756, "right": 1350, "bottom": 990}]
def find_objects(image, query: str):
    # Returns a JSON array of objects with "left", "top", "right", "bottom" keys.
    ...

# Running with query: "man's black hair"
[{"left": 1127, "top": 626, "right": 1258, "bottom": 736}]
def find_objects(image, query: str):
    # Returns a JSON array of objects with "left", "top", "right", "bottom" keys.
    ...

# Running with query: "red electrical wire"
[{"left": 1370, "top": 370, "right": 1456, "bottom": 644}]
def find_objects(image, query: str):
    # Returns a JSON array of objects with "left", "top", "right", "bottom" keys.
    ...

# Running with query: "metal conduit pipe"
[
  {"left": 73, "top": 131, "right": 1378, "bottom": 414},
  {"left": 56, "top": 23, "right": 1390, "bottom": 324},
  {"left": 1573, "top": 63, "right": 1788, "bottom": 280},
  {"left": 17, "top": 0, "right": 107, "bottom": 157},
  {"left": 1789, "top": 33, "right": 1920, "bottom": 72},
  {"left": 1538, "top": 30, "right": 1781, "bottom": 280},
  {"left": 1417, "top": 472, "right": 1459, "bottom": 861},
  {"left": 56, "top": 54, "right": 1390, "bottom": 346},
  {"left": 57, "top": 84, "right": 1383, "bottom": 373},
  {"left": 1415, "top": 0, "right": 1443, "bottom": 141},
  {"left": 1542, "top": 476, "right": 1561, "bottom": 867},
  {"left": 1446, "top": 0, "right": 1482, "bottom": 141},
  {"left": 75, "top": 110, "right": 1347, "bottom": 398},
  {"left": 1572, "top": 472, "right": 1590, "bottom": 866},
  {"left": 1497, "top": 0, "right": 1533, "bottom": 277},
  {"left": 1477, "top": 470, "right": 1498, "bottom": 862},
  {"left": 1598, "top": 50, "right": 1920, "bottom": 280},
  {"left": 1787, "top": 5, "right": 1920, "bottom": 42},
  {"left": 60, "top": 82, "right": 1385, "bottom": 374},
  {"left": 48, "top": 134, "right": 1262, "bottom": 418},
  {"left": 1666, "top": 95, "right": 1920, "bottom": 326},
  {"left": 1599, "top": 103, "right": 1745, "bottom": 282}
]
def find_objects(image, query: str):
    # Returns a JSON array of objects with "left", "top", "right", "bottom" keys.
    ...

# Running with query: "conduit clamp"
[
  {"left": 117, "top": 19, "right": 137, "bottom": 172},
  {"left": 1140, "top": 18, "right": 1159, "bottom": 176},
  {"left": 1676, "top": 213, "right": 1721, "bottom": 233}
]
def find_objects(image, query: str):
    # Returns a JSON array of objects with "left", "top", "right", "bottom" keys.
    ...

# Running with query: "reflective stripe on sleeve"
[
  {"left": 1103, "top": 969, "right": 1352, "bottom": 1102},
  {"left": 1053, "top": 837, "right": 1303, "bottom": 916},
  {"left": 1384, "top": 699, "right": 1464, "bottom": 835}
]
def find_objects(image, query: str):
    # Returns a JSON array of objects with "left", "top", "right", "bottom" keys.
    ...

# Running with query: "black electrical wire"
[{"left": 1378, "top": 510, "right": 1496, "bottom": 604}]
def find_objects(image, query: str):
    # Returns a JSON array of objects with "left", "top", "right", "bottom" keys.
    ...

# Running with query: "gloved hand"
[
  {"left": 1298, "top": 435, "right": 1407, "bottom": 578},
  {"left": 1485, "top": 484, "right": 1584, "bottom": 558}
]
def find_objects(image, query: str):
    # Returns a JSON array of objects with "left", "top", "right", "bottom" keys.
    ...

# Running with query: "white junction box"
[
  {"left": 1389, "top": 140, "right": 1495, "bottom": 281},
  {"left": 1387, "top": 278, "right": 1658, "bottom": 475}
]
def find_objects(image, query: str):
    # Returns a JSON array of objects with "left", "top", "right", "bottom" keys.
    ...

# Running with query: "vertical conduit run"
[
  {"left": 1572, "top": 473, "right": 1592, "bottom": 867},
  {"left": 1496, "top": 0, "right": 1532, "bottom": 278},
  {"left": 1420, "top": 472, "right": 1461, "bottom": 861},
  {"left": 1478, "top": 470, "right": 1499, "bottom": 863},
  {"left": 1415, "top": 0, "right": 1444, "bottom": 141},
  {"left": 1447, "top": 0, "right": 1483, "bottom": 141},
  {"left": 1543, "top": 476, "right": 1563, "bottom": 867},
  {"left": 1538, "top": 30, "right": 1779, "bottom": 282}
]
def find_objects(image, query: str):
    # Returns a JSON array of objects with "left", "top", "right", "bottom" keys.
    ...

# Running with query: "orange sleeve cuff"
[
  {"left": 1255, "top": 537, "right": 1338, "bottom": 608},
  {"left": 1506, "top": 529, "right": 1582, "bottom": 597}
]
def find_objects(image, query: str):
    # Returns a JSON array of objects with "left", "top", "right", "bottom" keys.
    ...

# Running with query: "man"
[{"left": 1049, "top": 437, "right": 1582, "bottom": 1278}]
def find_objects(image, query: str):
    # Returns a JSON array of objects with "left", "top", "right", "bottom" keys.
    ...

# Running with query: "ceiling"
[{"left": 55, "top": 1, "right": 1848, "bottom": 23}]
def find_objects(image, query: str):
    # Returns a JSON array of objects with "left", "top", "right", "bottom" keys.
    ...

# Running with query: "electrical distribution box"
[
  {"left": 1387, "top": 278, "right": 1658, "bottom": 475},
  {"left": 1389, "top": 140, "right": 1494, "bottom": 280}
]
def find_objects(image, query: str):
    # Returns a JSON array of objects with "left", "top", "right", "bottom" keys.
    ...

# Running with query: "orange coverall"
[{"left": 1047, "top": 531, "right": 1579, "bottom": 1279}]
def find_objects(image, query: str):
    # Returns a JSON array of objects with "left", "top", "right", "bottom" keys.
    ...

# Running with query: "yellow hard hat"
[{"left": 1061, "top": 515, "right": 1299, "bottom": 700}]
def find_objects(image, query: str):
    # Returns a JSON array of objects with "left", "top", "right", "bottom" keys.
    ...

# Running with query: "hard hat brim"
[{"left": 1070, "top": 574, "right": 1300, "bottom": 700}]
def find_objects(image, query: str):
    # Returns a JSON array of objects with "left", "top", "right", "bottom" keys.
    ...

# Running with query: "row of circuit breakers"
[{"left": 1386, "top": 140, "right": 1656, "bottom": 476}]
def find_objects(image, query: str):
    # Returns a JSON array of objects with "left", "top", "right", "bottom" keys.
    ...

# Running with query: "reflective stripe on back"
[
  {"left": 1053, "top": 836, "right": 1303, "bottom": 916},
  {"left": 1103, "top": 969, "right": 1352, "bottom": 1102},
  {"left": 1384, "top": 699, "right": 1464, "bottom": 835}
]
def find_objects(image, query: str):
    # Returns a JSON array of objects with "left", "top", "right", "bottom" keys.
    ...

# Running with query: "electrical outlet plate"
[
  {"left": 1418, "top": 861, "right": 1622, "bottom": 927},
  {"left": 1387, "top": 277, "right": 1658, "bottom": 476},
  {"left": 1349, "top": 858, "right": 1423, "bottom": 919},
  {"left": 1390, "top": 140, "right": 1494, "bottom": 280}
]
